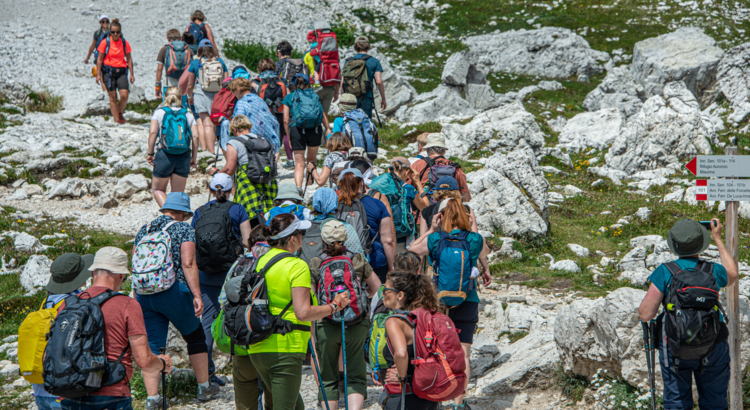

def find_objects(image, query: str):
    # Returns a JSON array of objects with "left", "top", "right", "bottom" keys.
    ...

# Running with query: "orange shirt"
[
  {"left": 97, "top": 37, "right": 131, "bottom": 68},
  {"left": 410, "top": 156, "right": 470, "bottom": 198}
]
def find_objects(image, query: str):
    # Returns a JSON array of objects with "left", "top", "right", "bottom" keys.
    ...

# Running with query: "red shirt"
[
  {"left": 97, "top": 37, "right": 131, "bottom": 68},
  {"left": 410, "top": 156, "right": 471, "bottom": 199},
  {"left": 59, "top": 286, "right": 146, "bottom": 397}
]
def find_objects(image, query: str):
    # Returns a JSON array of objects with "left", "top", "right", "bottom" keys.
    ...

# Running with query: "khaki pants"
[{"left": 315, "top": 86, "right": 337, "bottom": 114}]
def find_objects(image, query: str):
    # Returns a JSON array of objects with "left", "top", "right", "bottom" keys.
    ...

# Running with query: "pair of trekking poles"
[{"left": 641, "top": 320, "right": 657, "bottom": 410}]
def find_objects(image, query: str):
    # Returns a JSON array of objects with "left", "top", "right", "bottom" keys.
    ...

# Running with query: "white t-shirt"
[{"left": 151, "top": 106, "right": 197, "bottom": 129}]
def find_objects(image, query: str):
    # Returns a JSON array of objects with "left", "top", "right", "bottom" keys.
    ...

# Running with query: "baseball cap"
[
  {"left": 99, "top": 15, "right": 110, "bottom": 22},
  {"left": 294, "top": 73, "right": 310, "bottom": 84},
  {"left": 198, "top": 39, "right": 213, "bottom": 48},
  {"left": 321, "top": 220, "right": 347, "bottom": 244},
  {"left": 46, "top": 253, "right": 94, "bottom": 294},
  {"left": 210, "top": 173, "right": 233, "bottom": 192},
  {"left": 339, "top": 168, "right": 364, "bottom": 180},
  {"left": 89, "top": 247, "right": 129, "bottom": 275},
  {"left": 355, "top": 35, "right": 369, "bottom": 44},
  {"left": 434, "top": 176, "right": 459, "bottom": 191}
]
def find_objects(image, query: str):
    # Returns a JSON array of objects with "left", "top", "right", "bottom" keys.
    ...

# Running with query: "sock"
[
  {"left": 147, "top": 394, "right": 160, "bottom": 402},
  {"left": 198, "top": 381, "right": 210, "bottom": 390}
]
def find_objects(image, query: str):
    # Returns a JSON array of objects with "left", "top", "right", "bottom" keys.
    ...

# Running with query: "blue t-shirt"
[
  {"left": 347, "top": 54, "right": 383, "bottom": 101},
  {"left": 361, "top": 195, "right": 390, "bottom": 269},
  {"left": 188, "top": 58, "right": 228, "bottom": 85},
  {"left": 427, "top": 229, "right": 484, "bottom": 303},
  {"left": 648, "top": 257, "right": 728, "bottom": 294},
  {"left": 191, "top": 200, "right": 249, "bottom": 239}
]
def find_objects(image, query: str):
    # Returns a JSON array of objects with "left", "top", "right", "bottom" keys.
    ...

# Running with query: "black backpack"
[
  {"left": 661, "top": 261, "right": 727, "bottom": 371},
  {"left": 253, "top": 77, "right": 287, "bottom": 114},
  {"left": 222, "top": 252, "right": 310, "bottom": 350},
  {"left": 43, "top": 291, "right": 129, "bottom": 398},
  {"left": 195, "top": 201, "right": 243, "bottom": 274},
  {"left": 279, "top": 58, "right": 310, "bottom": 91},
  {"left": 239, "top": 134, "right": 277, "bottom": 184}
]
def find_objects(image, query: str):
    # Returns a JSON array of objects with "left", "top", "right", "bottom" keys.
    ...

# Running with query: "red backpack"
[
  {"left": 385, "top": 308, "right": 466, "bottom": 402},
  {"left": 210, "top": 79, "right": 236, "bottom": 126},
  {"left": 316, "top": 252, "right": 369, "bottom": 324},
  {"left": 309, "top": 22, "right": 342, "bottom": 87}
]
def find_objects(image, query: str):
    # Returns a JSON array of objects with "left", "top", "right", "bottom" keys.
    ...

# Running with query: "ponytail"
[{"left": 323, "top": 241, "right": 345, "bottom": 257}]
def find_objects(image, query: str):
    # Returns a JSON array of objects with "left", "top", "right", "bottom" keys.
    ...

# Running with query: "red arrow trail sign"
[{"left": 685, "top": 155, "right": 750, "bottom": 177}]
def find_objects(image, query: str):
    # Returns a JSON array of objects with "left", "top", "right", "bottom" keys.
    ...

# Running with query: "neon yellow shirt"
[
  {"left": 304, "top": 52, "right": 318, "bottom": 87},
  {"left": 246, "top": 248, "right": 317, "bottom": 354}
]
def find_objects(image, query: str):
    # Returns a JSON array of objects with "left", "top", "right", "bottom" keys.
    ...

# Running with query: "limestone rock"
[
  {"left": 15, "top": 232, "right": 42, "bottom": 252},
  {"left": 84, "top": 94, "right": 110, "bottom": 116},
  {"left": 557, "top": 109, "right": 626, "bottom": 152},
  {"left": 442, "top": 52, "right": 471, "bottom": 86},
  {"left": 618, "top": 246, "right": 647, "bottom": 271},
  {"left": 113, "top": 173, "right": 150, "bottom": 199},
  {"left": 717, "top": 42, "right": 750, "bottom": 123},
  {"left": 583, "top": 66, "right": 644, "bottom": 113},
  {"left": 368, "top": 48, "right": 418, "bottom": 116},
  {"left": 465, "top": 83, "right": 503, "bottom": 111},
  {"left": 630, "top": 235, "right": 664, "bottom": 251},
  {"left": 567, "top": 244, "right": 590, "bottom": 258},
  {"left": 20, "top": 255, "right": 52, "bottom": 295},
  {"left": 550, "top": 259, "right": 580, "bottom": 273},
  {"left": 11, "top": 189, "right": 27, "bottom": 200},
  {"left": 599, "top": 93, "right": 644, "bottom": 118},
  {"left": 393, "top": 85, "right": 477, "bottom": 123},
  {"left": 618, "top": 268, "right": 651, "bottom": 286},
  {"left": 47, "top": 178, "right": 89, "bottom": 199}
]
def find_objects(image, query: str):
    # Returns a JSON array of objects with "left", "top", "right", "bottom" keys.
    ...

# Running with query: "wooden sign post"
[{"left": 724, "top": 146, "right": 742, "bottom": 410}]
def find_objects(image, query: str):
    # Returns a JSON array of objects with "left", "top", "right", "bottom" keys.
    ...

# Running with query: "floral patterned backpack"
[{"left": 131, "top": 221, "right": 178, "bottom": 295}]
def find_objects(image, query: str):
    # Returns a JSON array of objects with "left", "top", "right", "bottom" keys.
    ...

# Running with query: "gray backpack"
[
  {"left": 335, "top": 196, "right": 373, "bottom": 255},
  {"left": 239, "top": 134, "right": 277, "bottom": 184},
  {"left": 299, "top": 217, "right": 336, "bottom": 265}
]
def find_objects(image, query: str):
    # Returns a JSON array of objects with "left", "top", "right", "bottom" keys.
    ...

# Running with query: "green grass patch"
[
  {"left": 113, "top": 168, "right": 153, "bottom": 180},
  {"left": 499, "top": 331, "right": 529, "bottom": 343},
  {"left": 126, "top": 99, "right": 161, "bottom": 116},
  {"left": 332, "top": 21, "right": 358, "bottom": 49},
  {"left": 554, "top": 367, "right": 588, "bottom": 403},
  {"left": 130, "top": 369, "right": 198, "bottom": 407},
  {"left": 379, "top": 121, "right": 442, "bottom": 150},
  {"left": 224, "top": 40, "right": 304, "bottom": 72},
  {"left": 25, "top": 90, "right": 63, "bottom": 114}
]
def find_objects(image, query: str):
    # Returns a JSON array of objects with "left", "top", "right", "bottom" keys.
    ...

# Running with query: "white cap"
[
  {"left": 269, "top": 214, "right": 312, "bottom": 240},
  {"left": 210, "top": 173, "right": 233, "bottom": 192},
  {"left": 99, "top": 15, "right": 110, "bottom": 22}
]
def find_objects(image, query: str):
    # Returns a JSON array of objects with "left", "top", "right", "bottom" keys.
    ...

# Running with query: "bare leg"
[
  {"left": 306, "top": 146, "right": 320, "bottom": 168},
  {"left": 169, "top": 174, "right": 188, "bottom": 193},
  {"left": 118, "top": 89, "right": 129, "bottom": 116},
  {"left": 195, "top": 117, "right": 206, "bottom": 151},
  {"left": 453, "top": 343, "right": 472, "bottom": 405},
  {"left": 188, "top": 352, "right": 209, "bottom": 384},
  {"left": 107, "top": 91, "right": 119, "bottom": 120},
  {"left": 293, "top": 150, "right": 306, "bottom": 187},
  {"left": 200, "top": 113, "right": 215, "bottom": 154},
  {"left": 151, "top": 176, "right": 170, "bottom": 207}
]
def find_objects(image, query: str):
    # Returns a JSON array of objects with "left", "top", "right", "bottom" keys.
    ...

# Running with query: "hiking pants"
[
  {"left": 60, "top": 396, "right": 131, "bottom": 410},
  {"left": 659, "top": 340, "right": 730, "bottom": 410},
  {"left": 315, "top": 85, "right": 337, "bottom": 114},
  {"left": 232, "top": 355, "right": 272, "bottom": 410},
  {"left": 248, "top": 352, "right": 306, "bottom": 410},
  {"left": 200, "top": 283, "right": 222, "bottom": 376},
  {"left": 314, "top": 319, "right": 370, "bottom": 402}
]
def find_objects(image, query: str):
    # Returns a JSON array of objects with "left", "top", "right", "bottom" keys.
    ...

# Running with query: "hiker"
[
  {"left": 95, "top": 18, "right": 133, "bottom": 125},
  {"left": 309, "top": 220, "right": 380, "bottom": 410},
  {"left": 282, "top": 73, "right": 331, "bottom": 188},
  {"left": 419, "top": 176, "right": 479, "bottom": 236},
  {"left": 410, "top": 133, "right": 471, "bottom": 202},
  {"left": 380, "top": 271, "right": 442, "bottom": 410},
  {"left": 54, "top": 247, "right": 173, "bottom": 410},
  {"left": 408, "top": 133, "right": 430, "bottom": 165},
  {"left": 409, "top": 198, "right": 491, "bottom": 410},
  {"left": 155, "top": 29, "right": 192, "bottom": 99},
  {"left": 338, "top": 168, "right": 396, "bottom": 283},
  {"left": 133, "top": 193, "right": 221, "bottom": 407},
  {"left": 394, "top": 251, "right": 422, "bottom": 274},
  {"left": 303, "top": 187, "right": 366, "bottom": 260},
  {"left": 341, "top": 36, "right": 386, "bottom": 120},
  {"left": 306, "top": 21, "right": 341, "bottom": 114},
  {"left": 185, "top": 10, "right": 218, "bottom": 54},
  {"left": 248, "top": 213, "right": 350, "bottom": 410},
  {"left": 331, "top": 93, "right": 379, "bottom": 161},
  {"left": 147, "top": 87, "right": 199, "bottom": 207},
  {"left": 276, "top": 41, "right": 310, "bottom": 86},
  {"left": 191, "top": 172, "right": 250, "bottom": 386},
  {"left": 638, "top": 218, "right": 738, "bottom": 410},
  {"left": 209, "top": 115, "right": 277, "bottom": 227},
  {"left": 307, "top": 132, "right": 351, "bottom": 188},
  {"left": 219, "top": 78, "right": 280, "bottom": 161},
  {"left": 22, "top": 253, "right": 93, "bottom": 410},
  {"left": 84, "top": 15, "right": 110, "bottom": 92},
  {"left": 253, "top": 57, "right": 294, "bottom": 169},
  {"left": 186, "top": 39, "right": 228, "bottom": 154},
  {"left": 265, "top": 183, "right": 314, "bottom": 222}
]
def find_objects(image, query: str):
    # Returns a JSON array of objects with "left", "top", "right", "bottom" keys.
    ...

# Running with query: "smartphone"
[{"left": 700, "top": 221, "right": 714, "bottom": 230}]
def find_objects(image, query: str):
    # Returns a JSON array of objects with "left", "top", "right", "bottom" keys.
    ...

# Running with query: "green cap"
[
  {"left": 45, "top": 253, "right": 94, "bottom": 294},
  {"left": 666, "top": 219, "right": 711, "bottom": 257},
  {"left": 275, "top": 183, "right": 304, "bottom": 202}
]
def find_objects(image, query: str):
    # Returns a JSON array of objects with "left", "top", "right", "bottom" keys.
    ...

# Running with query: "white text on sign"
[
  {"left": 685, "top": 156, "right": 750, "bottom": 177},
  {"left": 695, "top": 179, "right": 750, "bottom": 201}
]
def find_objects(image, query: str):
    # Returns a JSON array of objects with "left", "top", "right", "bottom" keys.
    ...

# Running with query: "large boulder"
[
  {"left": 631, "top": 27, "right": 724, "bottom": 105},
  {"left": 441, "top": 102, "right": 545, "bottom": 158},
  {"left": 393, "top": 85, "right": 477, "bottom": 123},
  {"left": 113, "top": 173, "right": 150, "bottom": 199},
  {"left": 717, "top": 42, "right": 750, "bottom": 123},
  {"left": 368, "top": 48, "right": 418, "bottom": 116},
  {"left": 464, "top": 27, "right": 610, "bottom": 78},
  {"left": 20, "top": 255, "right": 53, "bottom": 295},
  {"left": 442, "top": 52, "right": 471, "bottom": 86},
  {"left": 47, "top": 178, "right": 89, "bottom": 199},
  {"left": 557, "top": 109, "right": 626, "bottom": 152},
  {"left": 605, "top": 81, "right": 716, "bottom": 174},
  {"left": 467, "top": 147, "right": 549, "bottom": 237},
  {"left": 14, "top": 232, "right": 43, "bottom": 252},
  {"left": 583, "top": 66, "right": 644, "bottom": 113}
]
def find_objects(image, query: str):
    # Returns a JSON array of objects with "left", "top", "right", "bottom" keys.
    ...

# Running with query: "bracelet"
[
  {"left": 147, "top": 153, "right": 154, "bottom": 156},
  {"left": 328, "top": 304, "right": 335, "bottom": 316},
  {"left": 397, "top": 374, "right": 407, "bottom": 382},
  {"left": 159, "top": 358, "right": 166, "bottom": 372}
]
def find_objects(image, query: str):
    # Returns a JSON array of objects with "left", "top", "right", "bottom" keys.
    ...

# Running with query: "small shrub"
[
  {"left": 332, "top": 21, "right": 357, "bottom": 48},
  {"left": 555, "top": 367, "right": 588, "bottom": 403},
  {"left": 26, "top": 90, "right": 63, "bottom": 113},
  {"left": 498, "top": 331, "right": 528, "bottom": 343},
  {"left": 224, "top": 40, "right": 303, "bottom": 72}
]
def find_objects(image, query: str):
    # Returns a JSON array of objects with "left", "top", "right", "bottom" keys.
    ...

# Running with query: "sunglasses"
[
  {"left": 101, "top": 20, "right": 110, "bottom": 24},
  {"left": 110, "top": 30, "right": 121, "bottom": 35},
  {"left": 382, "top": 287, "right": 400, "bottom": 294}
]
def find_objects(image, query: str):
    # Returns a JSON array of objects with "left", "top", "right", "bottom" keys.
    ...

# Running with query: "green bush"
[
  {"left": 332, "top": 21, "right": 357, "bottom": 48},
  {"left": 224, "top": 40, "right": 303, "bottom": 72}
]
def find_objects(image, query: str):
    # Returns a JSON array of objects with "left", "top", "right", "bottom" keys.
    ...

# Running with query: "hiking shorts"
[
  {"left": 193, "top": 87, "right": 216, "bottom": 114},
  {"left": 659, "top": 339, "right": 730, "bottom": 410},
  {"left": 290, "top": 126, "right": 322, "bottom": 151},
  {"left": 447, "top": 301, "right": 479, "bottom": 344},
  {"left": 101, "top": 66, "right": 129, "bottom": 92},
  {"left": 136, "top": 281, "right": 203, "bottom": 354},
  {"left": 152, "top": 150, "right": 191, "bottom": 179}
]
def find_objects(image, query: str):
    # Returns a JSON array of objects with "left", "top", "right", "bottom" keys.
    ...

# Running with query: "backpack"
[
  {"left": 222, "top": 252, "right": 310, "bottom": 348},
  {"left": 432, "top": 230, "right": 473, "bottom": 307},
  {"left": 661, "top": 261, "right": 727, "bottom": 369},
  {"left": 199, "top": 57, "right": 223, "bottom": 93},
  {"left": 365, "top": 291, "right": 392, "bottom": 381},
  {"left": 238, "top": 134, "right": 277, "bottom": 184},
  {"left": 419, "top": 156, "right": 460, "bottom": 193},
  {"left": 279, "top": 58, "right": 310, "bottom": 90},
  {"left": 335, "top": 196, "right": 373, "bottom": 255},
  {"left": 131, "top": 221, "right": 179, "bottom": 295},
  {"left": 385, "top": 308, "right": 467, "bottom": 402},
  {"left": 343, "top": 109, "right": 378, "bottom": 160},
  {"left": 165, "top": 41, "right": 191, "bottom": 79},
  {"left": 309, "top": 22, "right": 341, "bottom": 87},
  {"left": 254, "top": 77, "right": 287, "bottom": 114},
  {"left": 159, "top": 107, "right": 192, "bottom": 155},
  {"left": 367, "top": 173, "right": 415, "bottom": 240},
  {"left": 18, "top": 296, "right": 65, "bottom": 384},
  {"left": 42, "top": 291, "right": 129, "bottom": 398},
  {"left": 316, "top": 252, "right": 370, "bottom": 325},
  {"left": 212, "top": 256, "right": 257, "bottom": 357},
  {"left": 210, "top": 83, "right": 237, "bottom": 126},
  {"left": 267, "top": 204, "right": 306, "bottom": 223},
  {"left": 299, "top": 216, "right": 336, "bottom": 265},
  {"left": 195, "top": 201, "right": 243, "bottom": 274},
  {"left": 342, "top": 55, "right": 372, "bottom": 97},
  {"left": 290, "top": 89, "right": 324, "bottom": 129},
  {"left": 93, "top": 29, "right": 109, "bottom": 60},
  {"left": 186, "top": 22, "right": 206, "bottom": 54}
]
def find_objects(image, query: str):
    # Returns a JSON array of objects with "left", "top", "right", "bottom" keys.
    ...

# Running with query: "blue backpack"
[
  {"left": 367, "top": 173, "right": 415, "bottom": 240},
  {"left": 290, "top": 89, "right": 323, "bottom": 129},
  {"left": 186, "top": 22, "right": 206, "bottom": 54},
  {"left": 343, "top": 109, "right": 378, "bottom": 160},
  {"left": 159, "top": 107, "right": 192, "bottom": 155},
  {"left": 266, "top": 204, "right": 306, "bottom": 224},
  {"left": 93, "top": 30, "right": 109, "bottom": 60},
  {"left": 432, "top": 230, "right": 473, "bottom": 307},
  {"left": 164, "top": 41, "right": 191, "bottom": 79}
]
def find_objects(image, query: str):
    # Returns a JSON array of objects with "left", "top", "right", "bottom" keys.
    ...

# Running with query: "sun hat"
[
  {"left": 198, "top": 39, "right": 213, "bottom": 48},
  {"left": 210, "top": 173, "right": 233, "bottom": 192},
  {"left": 269, "top": 214, "right": 312, "bottom": 240},
  {"left": 434, "top": 176, "right": 459, "bottom": 191},
  {"left": 422, "top": 133, "right": 447, "bottom": 149},
  {"left": 321, "top": 220, "right": 347, "bottom": 244},
  {"left": 339, "top": 168, "right": 364, "bottom": 180},
  {"left": 667, "top": 219, "right": 712, "bottom": 257},
  {"left": 88, "top": 247, "right": 129, "bottom": 275},
  {"left": 338, "top": 94, "right": 358, "bottom": 113},
  {"left": 348, "top": 147, "right": 366, "bottom": 157},
  {"left": 313, "top": 188, "right": 338, "bottom": 215},
  {"left": 275, "top": 183, "right": 304, "bottom": 202},
  {"left": 46, "top": 253, "right": 94, "bottom": 294},
  {"left": 293, "top": 73, "right": 310, "bottom": 85},
  {"left": 99, "top": 15, "right": 110, "bottom": 22},
  {"left": 160, "top": 192, "right": 193, "bottom": 217}
]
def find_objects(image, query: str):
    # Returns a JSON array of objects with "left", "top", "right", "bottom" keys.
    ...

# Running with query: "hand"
[
  {"left": 96, "top": 75, "right": 102, "bottom": 85},
  {"left": 372, "top": 371, "right": 383, "bottom": 386},
  {"left": 333, "top": 291, "right": 350, "bottom": 309},
  {"left": 384, "top": 367, "right": 402, "bottom": 384},
  {"left": 325, "top": 128, "right": 332, "bottom": 135},
  {"left": 710, "top": 218, "right": 723, "bottom": 240},
  {"left": 188, "top": 96, "right": 194, "bottom": 105},
  {"left": 306, "top": 162, "right": 315, "bottom": 173},
  {"left": 191, "top": 156, "right": 197, "bottom": 168},
  {"left": 482, "top": 269, "right": 492, "bottom": 287},
  {"left": 155, "top": 89, "right": 161, "bottom": 98},
  {"left": 130, "top": 74, "right": 135, "bottom": 84},
  {"left": 381, "top": 99, "right": 387, "bottom": 111},
  {"left": 430, "top": 213, "right": 442, "bottom": 232},
  {"left": 209, "top": 166, "right": 217, "bottom": 175},
  {"left": 158, "top": 354, "right": 173, "bottom": 374},
  {"left": 193, "top": 296, "right": 204, "bottom": 317},
  {"left": 84, "top": 58, "right": 89, "bottom": 64},
  {"left": 146, "top": 154, "right": 154, "bottom": 166}
]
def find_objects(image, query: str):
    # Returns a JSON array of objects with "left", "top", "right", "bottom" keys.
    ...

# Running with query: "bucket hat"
[
  {"left": 89, "top": 247, "right": 129, "bottom": 275},
  {"left": 275, "top": 183, "right": 304, "bottom": 202},
  {"left": 46, "top": 253, "right": 94, "bottom": 294},
  {"left": 160, "top": 192, "right": 193, "bottom": 217},
  {"left": 667, "top": 219, "right": 712, "bottom": 257},
  {"left": 338, "top": 94, "right": 358, "bottom": 113},
  {"left": 422, "top": 133, "right": 447, "bottom": 149}
]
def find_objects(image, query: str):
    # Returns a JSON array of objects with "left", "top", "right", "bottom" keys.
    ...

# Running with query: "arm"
[
  {"left": 307, "top": 163, "right": 331, "bottom": 187},
  {"left": 85, "top": 38, "right": 97, "bottom": 63},
  {"left": 711, "top": 218, "right": 738, "bottom": 287},
  {"left": 155, "top": 64, "right": 163, "bottom": 97},
  {"left": 187, "top": 72, "right": 196, "bottom": 105},
  {"left": 147, "top": 119, "right": 159, "bottom": 165},
  {"left": 364, "top": 267, "right": 381, "bottom": 298},
  {"left": 96, "top": 52, "right": 104, "bottom": 85},
  {"left": 292, "top": 287, "right": 349, "bottom": 322},
  {"left": 406, "top": 170, "right": 429, "bottom": 210},
  {"left": 461, "top": 190, "right": 471, "bottom": 203},
  {"left": 469, "top": 208, "right": 479, "bottom": 233},
  {"left": 384, "top": 318, "right": 409, "bottom": 380},
  {"left": 205, "top": 24, "right": 218, "bottom": 54},
  {"left": 213, "top": 144, "right": 238, "bottom": 175},
  {"left": 239, "top": 220, "right": 251, "bottom": 249},
  {"left": 639, "top": 284, "right": 664, "bottom": 322},
  {"left": 411, "top": 213, "right": 440, "bottom": 257},
  {"left": 126, "top": 52, "right": 134, "bottom": 83},
  {"left": 180, "top": 241, "right": 203, "bottom": 317},
  {"left": 353, "top": 254, "right": 380, "bottom": 297},
  {"left": 130, "top": 334, "right": 173, "bottom": 374},
  {"left": 379, "top": 216, "right": 396, "bottom": 272},
  {"left": 283, "top": 105, "right": 291, "bottom": 140},
  {"left": 374, "top": 71, "right": 386, "bottom": 111},
  {"left": 478, "top": 237, "right": 491, "bottom": 287}
]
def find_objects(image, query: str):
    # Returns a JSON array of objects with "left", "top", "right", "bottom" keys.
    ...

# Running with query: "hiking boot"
[
  {"left": 210, "top": 374, "right": 229, "bottom": 387},
  {"left": 145, "top": 396, "right": 166, "bottom": 410},
  {"left": 197, "top": 382, "right": 221, "bottom": 401},
  {"left": 283, "top": 160, "right": 295, "bottom": 169}
]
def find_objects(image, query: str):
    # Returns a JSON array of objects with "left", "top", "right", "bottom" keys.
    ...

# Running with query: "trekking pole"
[
  {"left": 641, "top": 321, "right": 656, "bottom": 410},
  {"left": 374, "top": 108, "right": 384, "bottom": 129},
  {"left": 302, "top": 162, "right": 314, "bottom": 198},
  {"left": 308, "top": 339, "right": 331, "bottom": 410},
  {"left": 159, "top": 347, "right": 169, "bottom": 410},
  {"left": 648, "top": 320, "right": 657, "bottom": 410},
  {"left": 257, "top": 378, "right": 263, "bottom": 410},
  {"left": 341, "top": 317, "right": 349, "bottom": 410}
]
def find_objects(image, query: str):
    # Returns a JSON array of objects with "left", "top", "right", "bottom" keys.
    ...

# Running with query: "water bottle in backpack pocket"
[
  {"left": 159, "top": 107, "right": 192, "bottom": 155},
  {"left": 432, "top": 230, "right": 473, "bottom": 307},
  {"left": 131, "top": 221, "right": 179, "bottom": 294},
  {"left": 316, "top": 253, "right": 370, "bottom": 325},
  {"left": 343, "top": 109, "right": 378, "bottom": 160}
]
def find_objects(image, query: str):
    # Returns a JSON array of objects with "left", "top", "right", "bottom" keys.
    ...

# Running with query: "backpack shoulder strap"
[
  {"left": 696, "top": 260, "right": 714, "bottom": 274},
  {"left": 419, "top": 157, "right": 436, "bottom": 180},
  {"left": 663, "top": 261, "right": 682, "bottom": 277},
  {"left": 257, "top": 252, "right": 295, "bottom": 274}
]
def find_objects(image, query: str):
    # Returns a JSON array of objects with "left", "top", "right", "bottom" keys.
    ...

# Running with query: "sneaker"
[
  {"left": 283, "top": 160, "right": 295, "bottom": 169},
  {"left": 210, "top": 374, "right": 228, "bottom": 387},
  {"left": 197, "top": 382, "right": 221, "bottom": 401},
  {"left": 145, "top": 396, "right": 166, "bottom": 410}
]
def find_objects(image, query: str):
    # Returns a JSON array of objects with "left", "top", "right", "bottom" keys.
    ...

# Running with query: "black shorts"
[
  {"left": 447, "top": 301, "right": 479, "bottom": 344},
  {"left": 289, "top": 126, "right": 322, "bottom": 151},
  {"left": 152, "top": 150, "right": 191, "bottom": 178},
  {"left": 101, "top": 66, "right": 129, "bottom": 92}
]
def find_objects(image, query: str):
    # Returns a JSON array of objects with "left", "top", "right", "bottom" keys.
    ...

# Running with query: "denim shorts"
[
  {"left": 136, "top": 281, "right": 202, "bottom": 354},
  {"left": 60, "top": 396, "right": 132, "bottom": 410},
  {"left": 152, "top": 150, "right": 191, "bottom": 179}
]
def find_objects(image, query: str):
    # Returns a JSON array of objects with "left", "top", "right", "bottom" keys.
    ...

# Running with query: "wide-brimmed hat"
[
  {"left": 276, "top": 183, "right": 304, "bottom": 202},
  {"left": 423, "top": 133, "right": 447, "bottom": 149},
  {"left": 89, "top": 247, "right": 129, "bottom": 275},
  {"left": 667, "top": 219, "right": 712, "bottom": 257},
  {"left": 46, "top": 253, "right": 94, "bottom": 294},
  {"left": 160, "top": 192, "right": 193, "bottom": 217},
  {"left": 338, "top": 94, "right": 358, "bottom": 113}
]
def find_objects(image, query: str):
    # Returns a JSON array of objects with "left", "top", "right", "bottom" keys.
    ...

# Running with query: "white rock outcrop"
[
  {"left": 557, "top": 109, "right": 626, "bottom": 152},
  {"left": 14, "top": 232, "right": 43, "bottom": 252},
  {"left": 393, "top": 85, "right": 477, "bottom": 123},
  {"left": 583, "top": 66, "right": 644, "bottom": 115},
  {"left": 113, "top": 173, "right": 150, "bottom": 199},
  {"left": 20, "top": 255, "right": 53, "bottom": 295},
  {"left": 368, "top": 48, "right": 418, "bottom": 116},
  {"left": 442, "top": 51, "right": 471, "bottom": 86},
  {"left": 717, "top": 42, "right": 750, "bottom": 123}
]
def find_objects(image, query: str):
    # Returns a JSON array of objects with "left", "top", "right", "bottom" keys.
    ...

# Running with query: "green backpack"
[
  {"left": 365, "top": 287, "right": 392, "bottom": 382},
  {"left": 342, "top": 55, "right": 372, "bottom": 97},
  {"left": 212, "top": 310, "right": 249, "bottom": 356}
]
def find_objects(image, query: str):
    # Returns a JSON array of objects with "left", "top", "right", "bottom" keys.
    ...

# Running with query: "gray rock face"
[
  {"left": 465, "top": 27, "right": 610, "bottom": 78},
  {"left": 605, "top": 81, "right": 716, "bottom": 174},
  {"left": 367, "top": 48, "right": 418, "bottom": 116},
  {"left": 84, "top": 94, "right": 111, "bottom": 116},
  {"left": 15, "top": 232, "right": 42, "bottom": 252},
  {"left": 631, "top": 27, "right": 724, "bottom": 104},
  {"left": 583, "top": 66, "right": 644, "bottom": 114},
  {"left": 113, "top": 173, "right": 150, "bottom": 199},
  {"left": 717, "top": 42, "right": 750, "bottom": 123},
  {"left": 393, "top": 85, "right": 477, "bottom": 123},
  {"left": 442, "top": 52, "right": 471, "bottom": 86},
  {"left": 465, "top": 83, "right": 503, "bottom": 111},
  {"left": 47, "top": 178, "right": 89, "bottom": 199},
  {"left": 557, "top": 109, "right": 626, "bottom": 152},
  {"left": 20, "top": 255, "right": 53, "bottom": 295},
  {"left": 599, "top": 93, "right": 644, "bottom": 118}
]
